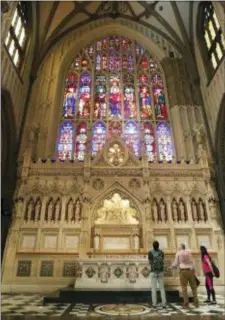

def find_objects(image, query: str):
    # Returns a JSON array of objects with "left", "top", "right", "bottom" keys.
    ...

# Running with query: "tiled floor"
[{"left": 1, "top": 293, "right": 225, "bottom": 319}]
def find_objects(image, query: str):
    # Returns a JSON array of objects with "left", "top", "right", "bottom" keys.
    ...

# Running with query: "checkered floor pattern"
[{"left": 1, "top": 293, "right": 225, "bottom": 317}]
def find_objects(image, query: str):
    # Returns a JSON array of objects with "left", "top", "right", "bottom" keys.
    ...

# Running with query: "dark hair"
[
  {"left": 181, "top": 243, "right": 185, "bottom": 250},
  {"left": 200, "top": 245, "right": 211, "bottom": 261},
  {"left": 153, "top": 240, "right": 159, "bottom": 251}
]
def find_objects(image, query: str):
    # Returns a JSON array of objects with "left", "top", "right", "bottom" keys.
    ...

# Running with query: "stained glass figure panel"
[
  {"left": 124, "top": 121, "right": 140, "bottom": 157},
  {"left": 78, "top": 72, "right": 91, "bottom": 118},
  {"left": 94, "top": 75, "right": 107, "bottom": 119},
  {"left": 157, "top": 122, "right": 173, "bottom": 161},
  {"left": 63, "top": 73, "right": 78, "bottom": 118},
  {"left": 144, "top": 123, "right": 156, "bottom": 161},
  {"left": 57, "top": 121, "right": 74, "bottom": 160},
  {"left": 75, "top": 123, "right": 87, "bottom": 161},
  {"left": 109, "top": 75, "right": 121, "bottom": 118},
  {"left": 92, "top": 122, "right": 107, "bottom": 157},
  {"left": 139, "top": 85, "right": 153, "bottom": 119}
]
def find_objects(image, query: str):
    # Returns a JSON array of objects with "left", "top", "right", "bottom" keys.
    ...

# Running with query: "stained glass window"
[
  {"left": 56, "top": 36, "right": 174, "bottom": 161},
  {"left": 200, "top": 2, "right": 225, "bottom": 73},
  {"left": 92, "top": 122, "right": 107, "bottom": 157},
  {"left": 4, "top": 2, "right": 29, "bottom": 70},
  {"left": 57, "top": 121, "right": 74, "bottom": 160}
]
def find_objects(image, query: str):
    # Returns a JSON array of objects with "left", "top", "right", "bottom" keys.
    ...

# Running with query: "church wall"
[
  {"left": 2, "top": 17, "right": 224, "bottom": 293},
  {"left": 1, "top": 2, "right": 36, "bottom": 139},
  {"left": 192, "top": 2, "right": 225, "bottom": 145}
]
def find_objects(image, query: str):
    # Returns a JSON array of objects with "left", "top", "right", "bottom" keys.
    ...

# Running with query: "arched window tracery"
[
  {"left": 199, "top": 2, "right": 225, "bottom": 78},
  {"left": 56, "top": 36, "right": 174, "bottom": 161}
]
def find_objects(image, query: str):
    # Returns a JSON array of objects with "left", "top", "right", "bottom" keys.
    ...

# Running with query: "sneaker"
[
  {"left": 203, "top": 299, "right": 211, "bottom": 303},
  {"left": 183, "top": 303, "right": 189, "bottom": 309},
  {"left": 211, "top": 301, "right": 217, "bottom": 305},
  {"left": 152, "top": 305, "right": 157, "bottom": 310}
]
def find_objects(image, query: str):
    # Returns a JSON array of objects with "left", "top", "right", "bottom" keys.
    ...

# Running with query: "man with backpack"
[{"left": 148, "top": 240, "right": 167, "bottom": 309}]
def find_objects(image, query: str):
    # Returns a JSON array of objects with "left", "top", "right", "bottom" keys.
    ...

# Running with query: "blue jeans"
[{"left": 150, "top": 272, "right": 167, "bottom": 306}]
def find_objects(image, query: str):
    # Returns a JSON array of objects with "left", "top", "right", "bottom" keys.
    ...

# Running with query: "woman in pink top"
[{"left": 200, "top": 246, "right": 216, "bottom": 304}]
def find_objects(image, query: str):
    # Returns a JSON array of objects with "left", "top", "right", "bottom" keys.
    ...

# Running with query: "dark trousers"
[{"left": 205, "top": 272, "right": 216, "bottom": 301}]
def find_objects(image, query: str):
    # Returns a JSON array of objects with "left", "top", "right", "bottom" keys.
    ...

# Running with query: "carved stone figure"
[
  {"left": 199, "top": 200, "right": 205, "bottom": 221},
  {"left": 47, "top": 201, "right": 53, "bottom": 221},
  {"left": 94, "top": 234, "right": 100, "bottom": 250},
  {"left": 75, "top": 200, "right": 81, "bottom": 222},
  {"left": 95, "top": 193, "right": 138, "bottom": 225},
  {"left": 67, "top": 201, "right": 74, "bottom": 222},
  {"left": 55, "top": 200, "right": 61, "bottom": 221},
  {"left": 191, "top": 200, "right": 198, "bottom": 221},
  {"left": 208, "top": 199, "right": 220, "bottom": 227},
  {"left": 99, "top": 264, "right": 109, "bottom": 283},
  {"left": 127, "top": 264, "right": 137, "bottom": 283},
  {"left": 152, "top": 201, "right": 158, "bottom": 222},
  {"left": 15, "top": 199, "right": 23, "bottom": 218},
  {"left": 179, "top": 201, "right": 186, "bottom": 222},
  {"left": 134, "top": 234, "right": 139, "bottom": 250},
  {"left": 27, "top": 201, "right": 33, "bottom": 221},
  {"left": 160, "top": 201, "right": 166, "bottom": 222},
  {"left": 172, "top": 200, "right": 178, "bottom": 222},
  {"left": 35, "top": 200, "right": 41, "bottom": 221}
]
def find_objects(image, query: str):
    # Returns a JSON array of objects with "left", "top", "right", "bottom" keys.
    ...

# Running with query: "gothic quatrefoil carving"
[{"left": 107, "top": 143, "right": 125, "bottom": 166}]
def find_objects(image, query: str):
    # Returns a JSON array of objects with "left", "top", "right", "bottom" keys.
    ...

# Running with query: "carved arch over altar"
[{"left": 91, "top": 182, "right": 143, "bottom": 225}]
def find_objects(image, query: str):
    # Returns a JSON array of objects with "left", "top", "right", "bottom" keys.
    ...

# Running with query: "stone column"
[
  {"left": 2, "top": 228, "right": 19, "bottom": 283},
  {"left": 60, "top": 196, "right": 67, "bottom": 224},
  {"left": 79, "top": 199, "right": 91, "bottom": 257},
  {"left": 166, "top": 196, "right": 176, "bottom": 250},
  {"left": 170, "top": 106, "right": 186, "bottom": 160}
]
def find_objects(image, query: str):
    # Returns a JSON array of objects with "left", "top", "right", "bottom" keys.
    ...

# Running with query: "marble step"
[{"left": 44, "top": 288, "right": 186, "bottom": 304}]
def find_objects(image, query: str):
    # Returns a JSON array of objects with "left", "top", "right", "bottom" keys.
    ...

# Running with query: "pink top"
[
  {"left": 202, "top": 255, "right": 212, "bottom": 274},
  {"left": 173, "top": 249, "right": 195, "bottom": 270}
]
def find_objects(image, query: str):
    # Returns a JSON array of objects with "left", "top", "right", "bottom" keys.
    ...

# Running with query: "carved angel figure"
[
  {"left": 75, "top": 200, "right": 81, "bottom": 222},
  {"left": 35, "top": 200, "right": 41, "bottom": 221},
  {"left": 15, "top": 199, "right": 23, "bottom": 218},
  {"left": 47, "top": 200, "right": 53, "bottom": 221},
  {"left": 67, "top": 200, "right": 74, "bottom": 222},
  {"left": 191, "top": 200, "right": 198, "bottom": 221},
  {"left": 172, "top": 200, "right": 178, "bottom": 222},
  {"left": 160, "top": 200, "right": 167, "bottom": 222},
  {"left": 55, "top": 200, "right": 61, "bottom": 221},
  {"left": 27, "top": 201, "right": 34, "bottom": 221},
  {"left": 152, "top": 201, "right": 158, "bottom": 222},
  {"left": 198, "top": 199, "right": 205, "bottom": 221},
  {"left": 179, "top": 201, "right": 186, "bottom": 222}
]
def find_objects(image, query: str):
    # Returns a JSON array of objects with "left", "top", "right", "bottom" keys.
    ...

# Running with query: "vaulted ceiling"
[{"left": 33, "top": 1, "right": 196, "bottom": 71}]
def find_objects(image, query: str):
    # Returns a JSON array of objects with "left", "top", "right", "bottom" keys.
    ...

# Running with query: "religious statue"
[
  {"left": 108, "top": 143, "right": 124, "bottom": 166},
  {"left": 99, "top": 264, "right": 109, "bottom": 283},
  {"left": 160, "top": 201, "right": 167, "bottom": 222},
  {"left": 172, "top": 200, "right": 178, "bottom": 222},
  {"left": 55, "top": 200, "right": 61, "bottom": 221},
  {"left": 75, "top": 200, "right": 81, "bottom": 222},
  {"left": 127, "top": 264, "right": 137, "bottom": 283},
  {"left": 67, "top": 200, "right": 74, "bottom": 222},
  {"left": 15, "top": 199, "right": 23, "bottom": 218},
  {"left": 179, "top": 201, "right": 186, "bottom": 222},
  {"left": 47, "top": 201, "right": 53, "bottom": 221},
  {"left": 208, "top": 199, "right": 220, "bottom": 227},
  {"left": 35, "top": 200, "right": 41, "bottom": 221},
  {"left": 94, "top": 234, "right": 100, "bottom": 250},
  {"left": 191, "top": 200, "right": 198, "bottom": 221},
  {"left": 27, "top": 201, "right": 33, "bottom": 221},
  {"left": 134, "top": 234, "right": 139, "bottom": 250},
  {"left": 152, "top": 201, "right": 158, "bottom": 222},
  {"left": 199, "top": 200, "right": 205, "bottom": 221},
  {"left": 95, "top": 193, "right": 138, "bottom": 225}
]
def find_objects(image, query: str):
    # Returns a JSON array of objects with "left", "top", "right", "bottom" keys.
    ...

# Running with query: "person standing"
[
  {"left": 172, "top": 243, "right": 199, "bottom": 309},
  {"left": 148, "top": 240, "right": 167, "bottom": 309},
  {"left": 200, "top": 246, "right": 216, "bottom": 304}
]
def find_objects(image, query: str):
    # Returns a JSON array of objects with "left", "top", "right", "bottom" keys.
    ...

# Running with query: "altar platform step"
[{"left": 43, "top": 288, "right": 186, "bottom": 304}]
